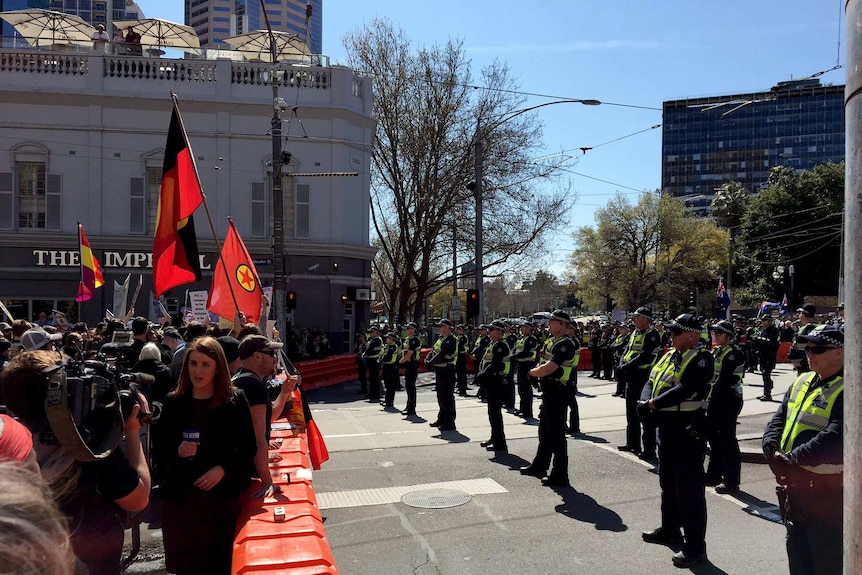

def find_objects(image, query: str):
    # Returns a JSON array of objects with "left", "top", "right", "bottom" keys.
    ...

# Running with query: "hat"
[
  {"left": 385, "top": 332, "right": 397, "bottom": 339},
  {"left": 436, "top": 319, "right": 454, "bottom": 328},
  {"left": 632, "top": 306, "right": 653, "bottom": 319},
  {"left": 477, "top": 324, "right": 489, "bottom": 330},
  {"left": 760, "top": 315, "right": 774, "bottom": 322},
  {"left": 663, "top": 313, "right": 702, "bottom": 333},
  {"left": 162, "top": 328, "right": 182, "bottom": 340},
  {"left": 796, "top": 325, "right": 844, "bottom": 348},
  {"left": 0, "top": 414, "right": 34, "bottom": 463},
  {"left": 837, "top": 302, "right": 844, "bottom": 311},
  {"left": 217, "top": 336, "right": 241, "bottom": 363},
  {"left": 238, "top": 334, "right": 283, "bottom": 360},
  {"left": 488, "top": 320, "right": 506, "bottom": 332},
  {"left": 796, "top": 304, "right": 816, "bottom": 317},
  {"left": 406, "top": 322, "right": 419, "bottom": 330},
  {"left": 367, "top": 325, "right": 380, "bottom": 333},
  {"left": 456, "top": 324, "right": 466, "bottom": 331},
  {"left": 20, "top": 327, "right": 62, "bottom": 351},
  {"left": 520, "top": 321, "right": 534, "bottom": 329},
  {"left": 0, "top": 322, "right": 10, "bottom": 331},
  {"left": 549, "top": 309, "right": 571, "bottom": 324},
  {"left": 710, "top": 320, "right": 734, "bottom": 336},
  {"left": 0, "top": 339, "right": 10, "bottom": 353}
]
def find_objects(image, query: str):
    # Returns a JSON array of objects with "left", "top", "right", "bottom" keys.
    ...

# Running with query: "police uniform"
[
  {"left": 504, "top": 324, "right": 518, "bottom": 408},
  {"left": 380, "top": 334, "right": 401, "bottom": 408},
  {"left": 426, "top": 320, "right": 458, "bottom": 430},
  {"left": 471, "top": 326, "right": 491, "bottom": 399},
  {"left": 510, "top": 323, "right": 539, "bottom": 418},
  {"left": 617, "top": 307, "right": 661, "bottom": 458},
  {"left": 455, "top": 326, "right": 470, "bottom": 396},
  {"left": 521, "top": 310, "right": 577, "bottom": 487},
  {"left": 762, "top": 325, "right": 843, "bottom": 575},
  {"left": 705, "top": 320, "right": 745, "bottom": 491},
  {"left": 355, "top": 334, "right": 368, "bottom": 394},
  {"left": 753, "top": 317, "right": 780, "bottom": 400},
  {"left": 478, "top": 320, "right": 511, "bottom": 453},
  {"left": 400, "top": 324, "right": 422, "bottom": 416},
  {"left": 565, "top": 324, "right": 582, "bottom": 434},
  {"left": 640, "top": 314, "right": 714, "bottom": 567},
  {"left": 787, "top": 304, "right": 819, "bottom": 374},
  {"left": 362, "top": 328, "right": 384, "bottom": 401}
]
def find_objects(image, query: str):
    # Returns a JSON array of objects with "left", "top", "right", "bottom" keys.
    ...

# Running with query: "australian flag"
[
  {"left": 779, "top": 294, "right": 789, "bottom": 316},
  {"left": 715, "top": 279, "right": 731, "bottom": 318}
]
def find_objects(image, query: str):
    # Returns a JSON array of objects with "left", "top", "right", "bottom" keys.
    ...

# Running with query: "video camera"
[{"left": 42, "top": 350, "right": 159, "bottom": 462}]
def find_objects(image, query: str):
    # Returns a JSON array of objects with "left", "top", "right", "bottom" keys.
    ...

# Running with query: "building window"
[
  {"left": 295, "top": 183, "right": 309, "bottom": 239},
  {"left": 251, "top": 181, "right": 268, "bottom": 237},
  {"left": 17, "top": 162, "right": 60, "bottom": 230},
  {"left": 130, "top": 176, "right": 145, "bottom": 233}
]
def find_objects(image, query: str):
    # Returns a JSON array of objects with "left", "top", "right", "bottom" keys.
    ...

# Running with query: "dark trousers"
[
  {"left": 761, "top": 356, "right": 776, "bottom": 395},
  {"left": 567, "top": 371, "right": 580, "bottom": 432},
  {"left": 504, "top": 370, "right": 516, "bottom": 408},
  {"left": 456, "top": 354, "right": 468, "bottom": 394},
  {"left": 367, "top": 359, "right": 381, "bottom": 400},
  {"left": 403, "top": 363, "right": 418, "bottom": 414},
  {"left": 590, "top": 346, "right": 600, "bottom": 376},
  {"left": 516, "top": 361, "right": 536, "bottom": 417},
  {"left": 785, "top": 486, "right": 842, "bottom": 575},
  {"left": 382, "top": 364, "right": 399, "bottom": 407},
  {"left": 602, "top": 350, "right": 614, "bottom": 379},
  {"left": 530, "top": 381, "right": 568, "bottom": 481},
  {"left": 434, "top": 365, "right": 456, "bottom": 427},
  {"left": 705, "top": 396, "right": 743, "bottom": 486},
  {"left": 357, "top": 359, "right": 367, "bottom": 392},
  {"left": 486, "top": 375, "right": 507, "bottom": 450},
  {"left": 625, "top": 374, "right": 655, "bottom": 455},
  {"left": 657, "top": 424, "right": 708, "bottom": 557}
]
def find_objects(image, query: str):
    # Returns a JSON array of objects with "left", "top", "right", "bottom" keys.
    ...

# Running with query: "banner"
[
  {"left": 188, "top": 290, "right": 209, "bottom": 323},
  {"left": 206, "top": 218, "right": 262, "bottom": 323},
  {"left": 113, "top": 273, "right": 131, "bottom": 319}
]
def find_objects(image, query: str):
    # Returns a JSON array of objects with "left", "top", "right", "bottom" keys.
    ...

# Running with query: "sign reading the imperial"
[{"left": 33, "top": 250, "right": 212, "bottom": 270}]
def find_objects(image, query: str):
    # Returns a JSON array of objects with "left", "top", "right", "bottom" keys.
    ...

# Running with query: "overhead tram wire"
[{"left": 735, "top": 232, "right": 842, "bottom": 265}]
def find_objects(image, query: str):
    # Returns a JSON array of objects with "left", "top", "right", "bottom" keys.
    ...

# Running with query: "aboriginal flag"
[
  {"left": 207, "top": 217, "right": 262, "bottom": 323},
  {"left": 153, "top": 104, "right": 202, "bottom": 298},
  {"left": 76, "top": 223, "right": 104, "bottom": 302}
]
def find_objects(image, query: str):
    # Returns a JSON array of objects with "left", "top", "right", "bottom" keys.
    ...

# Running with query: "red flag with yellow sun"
[{"left": 207, "top": 217, "right": 262, "bottom": 323}]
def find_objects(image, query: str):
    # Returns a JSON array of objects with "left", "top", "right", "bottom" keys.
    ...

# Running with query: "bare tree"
[{"left": 344, "top": 19, "right": 574, "bottom": 322}]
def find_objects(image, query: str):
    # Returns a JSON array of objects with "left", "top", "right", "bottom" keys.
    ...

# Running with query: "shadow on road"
[
  {"left": 690, "top": 561, "right": 731, "bottom": 574},
  {"left": 552, "top": 486, "right": 628, "bottom": 532},
  {"left": 432, "top": 429, "right": 470, "bottom": 443},
  {"left": 571, "top": 433, "right": 609, "bottom": 444}
]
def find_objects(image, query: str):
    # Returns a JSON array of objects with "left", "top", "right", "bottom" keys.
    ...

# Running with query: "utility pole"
[
  {"left": 844, "top": 2, "right": 861, "bottom": 571},
  {"left": 473, "top": 117, "right": 484, "bottom": 325}
]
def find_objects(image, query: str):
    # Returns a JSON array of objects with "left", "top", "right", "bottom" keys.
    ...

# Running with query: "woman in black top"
[{"left": 154, "top": 337, "right": 257, "bottom": 575}]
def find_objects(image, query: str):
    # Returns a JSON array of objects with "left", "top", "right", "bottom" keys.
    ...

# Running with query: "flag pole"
[
  {"left": 169, "top": 92, "right": 240, "bottom": 315},
  {"left": 77, "top": 222, "right": 84, "bottom": 320}
]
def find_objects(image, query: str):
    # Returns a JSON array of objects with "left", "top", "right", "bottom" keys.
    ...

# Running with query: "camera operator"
[{"left": 0, "top": 350, "right": 151, "bottom": 575}]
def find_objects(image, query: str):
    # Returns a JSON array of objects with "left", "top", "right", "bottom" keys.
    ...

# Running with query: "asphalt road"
[{"left": 124, "top": 364, "right": 801, "bottom": 574}]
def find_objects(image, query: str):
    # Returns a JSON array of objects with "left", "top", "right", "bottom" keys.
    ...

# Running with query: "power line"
[{"left": 735, "top": 231, "right": 841, "bottom": 265}]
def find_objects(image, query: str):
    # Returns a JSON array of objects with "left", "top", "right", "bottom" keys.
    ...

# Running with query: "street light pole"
[{"left": 470, "top": 98, "right": 600, "bottom": 325}]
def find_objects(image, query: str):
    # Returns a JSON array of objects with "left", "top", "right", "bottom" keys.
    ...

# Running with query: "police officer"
[
  {"left": 520, "top": 310, "right": 577, "bottom": 487},
  {"left": 503, "top": 321, "right": 519, "bottom": 409},
  {"left": 470, "top": 324, "right": 491, "bottom": 400},
  {"left": 617, "top": 307, "right": 661, "bottom": 460},
  {"left": 639, "top": 313, "right": 714, "bottom": 568},
  {"left": 787, "top": 303, "right": 819, "bottom": 374},
  {"left": 753, "top": 316, "right": 780, "bottom": 401},
  {"left": 564, "top": 320, "right": 583, "bottom": 434},
  {"left": 355, "top": 332, "right": 368, "bottom": 395},
  {"left": 762, "top": 325, "right": 843, "bottom": 575},
  {"left": 380, "top": 332, "right": 401, "bottom": 408},
  {"left": 399, "top": 322, "right": 422, "bottom": 417},
  {"left": 511, "top": 321, "right": 539, "bottom": 419},
  {"left": 455, "top": 324, "right": 470, "bottom": 396},
  {"left": 477, "top": 320, "right": 511, "bottom": 455},
  {"left": 362, "top": 326, "right": 384, "bottom": 402},
  {"left": 425, "top": 319, "right": 458, "bottom": 431},
  {"left": 611, "top": 323, "right": 630, "bottom": 396},
  {"left": 705, "top": 320, "right": 745, "bottom": 493}
]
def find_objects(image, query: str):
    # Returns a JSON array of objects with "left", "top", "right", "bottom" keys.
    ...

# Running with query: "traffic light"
[
  {"left": 286, "top": 291, "right": 297, "bottom": 311},
  {"left": 466, "top": 289, "right": 479, "bottom": 319}
]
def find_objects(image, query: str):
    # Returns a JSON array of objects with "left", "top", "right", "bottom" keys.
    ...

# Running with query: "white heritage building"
[{"left": 0, "top": 47, "right": 375, "bottom": 352}]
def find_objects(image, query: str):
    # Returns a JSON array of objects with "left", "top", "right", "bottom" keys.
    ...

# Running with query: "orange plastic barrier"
[
  {"left": 232, "top": 428, "right": 339, "bottom": 575},
  {"left": 294, "top": 355, "right": 358, "bottom": 391},
  {"left": 777, "top": 341, "right": 792, "bottom": 363}
]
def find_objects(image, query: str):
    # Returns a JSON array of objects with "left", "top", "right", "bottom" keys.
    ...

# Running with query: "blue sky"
[{"left": 148, "top": 0, "right": 844, "bottom": 271}]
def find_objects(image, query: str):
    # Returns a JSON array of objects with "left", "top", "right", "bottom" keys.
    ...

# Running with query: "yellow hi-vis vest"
[
  {"left": 622, "top": 328, "right": 658, "bottom": 370},
  {"left": 481, "top": 339, "right": 511, "bottom": 375},
  {"left": 648, "top": 347, "right": 708, "bottom": 412},
  {"left": 539, "top": 335, "right": 573, "bottom": 383},
  {"left": 779, "top": 372, "right": 843, "bottom": 475},
  {"left": 365, "top": 336, "right": 384, "bottom": 360},
  {"left": 514, "top": 335, "right": 538, "bottom": 362},
  {"left": 712, "top": 344, "right": 744, "bottom": 396},
  {"left": 432, "top": 335, "right": 456, "bottom": 366}
]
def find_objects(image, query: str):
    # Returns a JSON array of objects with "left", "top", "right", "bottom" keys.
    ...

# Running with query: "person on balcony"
[
  {"left": 125, "top": 26, "right": 142, "bottom": 56},
  {"left": 91, "top": 24, "right": 110, "bottom": 53}
]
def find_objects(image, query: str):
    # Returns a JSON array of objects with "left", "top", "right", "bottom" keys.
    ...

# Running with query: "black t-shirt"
[{"left": 232, "top": 369, "right": 271, "bottom": 440}]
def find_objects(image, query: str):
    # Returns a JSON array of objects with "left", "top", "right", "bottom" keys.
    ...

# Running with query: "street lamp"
[{"left": 469, "top": 98, "right": 601, "bottom": 324}]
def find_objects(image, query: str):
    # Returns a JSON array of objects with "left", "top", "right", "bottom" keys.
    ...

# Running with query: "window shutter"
[
  {"left": 251, "top": 181, "right": 266, "bottom": 237},
  {"left": 130, "top": 177, "right": 145, "bottom": 233},
  {"left": 45, "top": 173, "right": 61, "bottom": 230},
  {"left": 0, "top": 172, "right": 13, "bottom": 230},
  {"left": 295, "top": 183, "right": 309, "bottom": 239}
]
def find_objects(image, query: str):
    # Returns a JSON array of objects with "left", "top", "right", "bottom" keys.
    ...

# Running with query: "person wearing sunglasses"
[
  {"left": 762, "top": 324, "right": 844, "bottom": 575},
  {"left": 638, "top": 313, "right": 714, "bottom": 568}
]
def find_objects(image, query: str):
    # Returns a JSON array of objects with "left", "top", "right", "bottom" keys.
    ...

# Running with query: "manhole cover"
[{"left": 400, "top": 488, "right": 472, "bottom": 509}]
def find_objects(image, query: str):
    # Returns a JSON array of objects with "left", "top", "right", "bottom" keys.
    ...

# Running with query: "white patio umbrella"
[
  {"left": 111, "top": 17, "right": 200, "bottom": 51},
  {"left": 0, "top": 8, "right": 93, "bottom": 47},
  {"left": 222, "top": 30, "right": 310, "bottom": 62}
]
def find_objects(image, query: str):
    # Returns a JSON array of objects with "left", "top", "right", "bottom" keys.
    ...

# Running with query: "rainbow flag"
[{"left": 76, "top": 223, "right": 105, "bottom": 302}]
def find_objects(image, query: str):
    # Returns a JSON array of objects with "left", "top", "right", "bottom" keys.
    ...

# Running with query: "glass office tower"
[{"left": 661, "top": 79, "right": 844, "bottom": 213}]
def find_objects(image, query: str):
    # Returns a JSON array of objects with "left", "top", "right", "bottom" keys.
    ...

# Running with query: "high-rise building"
[
  {"left": 187, "top": 0, "right": 321, "bottom": 51},
  {"left": 661, "top": 78, "right": 844, "bottom": 214}
]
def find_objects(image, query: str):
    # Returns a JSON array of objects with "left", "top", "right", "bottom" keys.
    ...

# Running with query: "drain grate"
[{"left": 401, "top": 488, "right": 472, "bottom": 509}]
